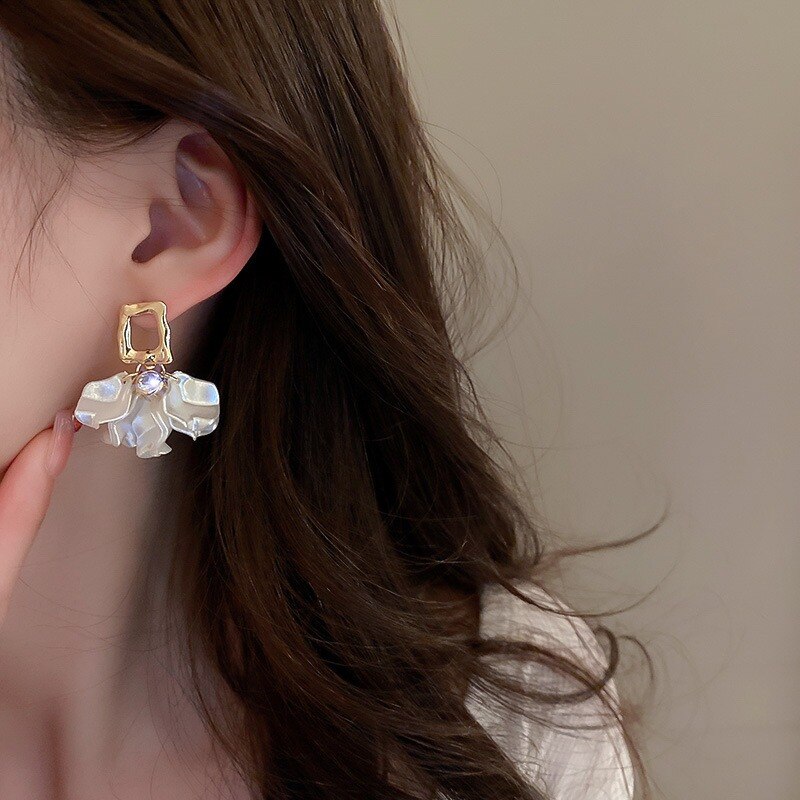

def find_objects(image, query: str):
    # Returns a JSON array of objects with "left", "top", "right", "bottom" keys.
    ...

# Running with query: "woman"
[{"left": 0, "top": 2, "right": 643, "bottom": 798}]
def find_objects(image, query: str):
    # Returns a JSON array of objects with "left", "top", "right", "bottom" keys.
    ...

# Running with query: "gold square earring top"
[{"left": 117, "top": 301, "right": 173, "bottom": 365}]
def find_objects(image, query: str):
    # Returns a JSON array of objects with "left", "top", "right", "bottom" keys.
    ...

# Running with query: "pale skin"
[{"left": 0, "top": 61, "right": 262, "bottom": 799}]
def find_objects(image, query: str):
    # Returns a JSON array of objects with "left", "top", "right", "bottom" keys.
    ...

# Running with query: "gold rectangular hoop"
[{"left": 118, "top": 301, "right": 173, "bottom": 365}]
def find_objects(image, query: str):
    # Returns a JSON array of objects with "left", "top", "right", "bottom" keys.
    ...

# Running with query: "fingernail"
[{"left": 46, "top": 409, "right": 76, "bottom": 477}]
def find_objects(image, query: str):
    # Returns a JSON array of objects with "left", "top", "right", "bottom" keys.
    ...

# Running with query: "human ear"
[{"left": 127, "top": 120, "right": 262, "bottom": 321}]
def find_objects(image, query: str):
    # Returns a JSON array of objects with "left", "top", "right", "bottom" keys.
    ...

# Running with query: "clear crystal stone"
[{"left": 134, "top": 369, "right": 166, "bottom": 396}]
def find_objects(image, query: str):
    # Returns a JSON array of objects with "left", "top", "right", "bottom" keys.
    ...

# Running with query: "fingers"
[{"left": 0, "top": 409, "right": 78, "bottom": 617}]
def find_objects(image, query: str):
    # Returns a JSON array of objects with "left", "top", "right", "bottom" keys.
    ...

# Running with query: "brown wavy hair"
[{"left": 0, "top": 2, "right": 656, "bottom": 798}]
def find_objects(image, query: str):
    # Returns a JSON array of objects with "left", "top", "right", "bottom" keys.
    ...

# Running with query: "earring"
[{"left": 73, "top": 301, "right": 220, "bottom": 458}]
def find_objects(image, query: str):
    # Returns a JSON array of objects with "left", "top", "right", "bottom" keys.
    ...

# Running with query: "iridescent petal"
[
  {"left": 75, "top": 369, "right": 220, "bottom": 458},
  {"left": 73, "top": 372, "right": 134, "bottom": 428},
  {"left": 164, "top": 371, "right": 220, "bottom": 440}
]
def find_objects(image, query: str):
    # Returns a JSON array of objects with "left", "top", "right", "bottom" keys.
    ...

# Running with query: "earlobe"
[{"left": 128, "top": 126, "right": 261, "bottom": 320}]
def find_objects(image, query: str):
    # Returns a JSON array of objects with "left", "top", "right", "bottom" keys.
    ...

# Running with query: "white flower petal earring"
[{"left": 73, "top": 301, "right": 220, "bottom": 458}]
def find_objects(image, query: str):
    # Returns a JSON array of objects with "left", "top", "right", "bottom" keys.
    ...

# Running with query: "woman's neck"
[{"left": 0, "top": 426, "right": 218, "bottom": 796}]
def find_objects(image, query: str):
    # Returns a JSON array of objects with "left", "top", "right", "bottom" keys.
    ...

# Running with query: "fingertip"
[{"left": 45, "top": 408, "right": 77, "bottom": 478}]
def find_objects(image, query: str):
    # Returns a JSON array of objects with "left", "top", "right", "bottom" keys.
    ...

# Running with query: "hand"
[{"left": 0, "top": 409, "right": 78, "bottom": 620}]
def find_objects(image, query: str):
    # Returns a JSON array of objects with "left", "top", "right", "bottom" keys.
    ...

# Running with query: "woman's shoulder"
[{"left": 465, "top": 578, "right": 636, "bottom": 800}]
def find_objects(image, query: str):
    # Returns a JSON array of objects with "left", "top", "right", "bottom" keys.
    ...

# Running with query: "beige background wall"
[{"left": 390, "top": 3, "right": 800, "bottom": 799}]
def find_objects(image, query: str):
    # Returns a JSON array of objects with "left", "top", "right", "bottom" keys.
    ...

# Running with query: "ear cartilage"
[{"left": 73, "top": 301, "right": 220, "bottom": 458}]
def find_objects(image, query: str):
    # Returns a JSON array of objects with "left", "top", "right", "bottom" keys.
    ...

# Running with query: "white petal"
[
  {"left": 164, "top": 371, "right": 220, "bottom": 439},
  {"left": 74, "top": 372, "right": 134, "bottom": 428}
]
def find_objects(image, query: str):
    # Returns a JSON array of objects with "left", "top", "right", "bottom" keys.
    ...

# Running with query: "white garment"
[{"left": 466, "top": 580, "right": 635, "bottom": 799}]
